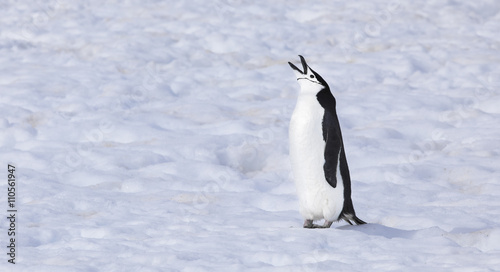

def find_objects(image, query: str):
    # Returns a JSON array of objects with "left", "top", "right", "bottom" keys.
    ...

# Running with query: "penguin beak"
[{"left": 288, "top": 55, "right": 308, "bottom": 77}]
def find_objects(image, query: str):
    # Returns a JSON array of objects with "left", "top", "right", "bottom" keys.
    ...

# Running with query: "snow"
[{"left": 1, "top": 0, "right": 500, "bottom": 271}]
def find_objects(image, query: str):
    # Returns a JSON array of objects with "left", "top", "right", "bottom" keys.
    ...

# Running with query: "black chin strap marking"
[{"left": 298, "top": 78, "right": 320, "bottom": 84}]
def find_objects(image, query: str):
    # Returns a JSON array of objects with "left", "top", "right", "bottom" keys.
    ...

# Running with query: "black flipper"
[
  {"left": 319, "top": 91, "right": 341, "bottom": 189},
  {"left": 323, "top": 142, "right": 340, "bottom": 188}
]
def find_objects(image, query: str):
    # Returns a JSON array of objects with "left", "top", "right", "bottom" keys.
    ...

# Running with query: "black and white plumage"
[{"left": 288, "top": 55, "right": 366, "bottom": 228}]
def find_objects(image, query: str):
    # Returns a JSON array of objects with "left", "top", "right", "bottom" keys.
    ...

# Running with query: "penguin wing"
[{"left": 322, "top": 111, "right": 342, "bottom": 189}]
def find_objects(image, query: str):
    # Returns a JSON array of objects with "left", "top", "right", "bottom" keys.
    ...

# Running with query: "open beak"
[{"left": 288, "top": 55, "right": 308, "bottom": 75}]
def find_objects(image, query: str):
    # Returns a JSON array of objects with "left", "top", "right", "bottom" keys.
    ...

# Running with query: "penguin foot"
[
  {"left": 303, "top": 219, "right": 333, "bottom": 229},
  {"left": 322, "top": 220, "right": 333, "bottom": 228},
  {"left": 303, "top": 219, "right": 315, "bottom": 228}
]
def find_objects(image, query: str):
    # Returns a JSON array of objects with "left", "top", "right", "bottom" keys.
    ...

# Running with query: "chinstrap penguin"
[{"left": 288, "top": 55, "right": 366, "bottom": 228}]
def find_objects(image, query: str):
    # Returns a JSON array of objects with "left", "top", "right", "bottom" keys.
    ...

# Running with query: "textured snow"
[{"left": 1, "top": 0, "right": 500, "bottom": 271}]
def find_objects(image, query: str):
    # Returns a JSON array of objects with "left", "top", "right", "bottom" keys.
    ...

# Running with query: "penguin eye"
[{"left": 310, "top": 74, "right": 315, "bottom": 79}]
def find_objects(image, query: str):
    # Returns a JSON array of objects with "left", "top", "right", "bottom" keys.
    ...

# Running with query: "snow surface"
[{"left": 1, "top": 0, "right": 500, "bottom": 271}]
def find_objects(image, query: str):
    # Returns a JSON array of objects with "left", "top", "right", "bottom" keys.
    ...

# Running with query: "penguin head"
[{"left": 288, "top": 55, "right": 329, "bottom": 93}]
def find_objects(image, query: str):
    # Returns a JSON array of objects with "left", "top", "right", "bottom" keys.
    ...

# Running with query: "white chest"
[
  {"left": 289, "top": 94, "right": 325, "bottom": 158},
  {"left": 289, "top": 93, "right": 326, "bottom": 192},
  {"left": 289, "top": 93, "right": 344, "bottom": 221}
]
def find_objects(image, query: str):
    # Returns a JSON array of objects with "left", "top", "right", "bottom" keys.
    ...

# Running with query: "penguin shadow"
[{"left": 337, "top": 223, "right": 416, "bottom": 239}]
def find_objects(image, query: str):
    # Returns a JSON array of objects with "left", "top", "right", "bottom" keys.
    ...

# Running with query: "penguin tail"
[
  {"left": 339, "top": 199, "right": 366, "bottom": 225},
  {"left": 351, "top": 215, "right": 367, "bottom": 225},
  {"left": 340, "top": 214, "right": 367, "bottom": 225}
]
